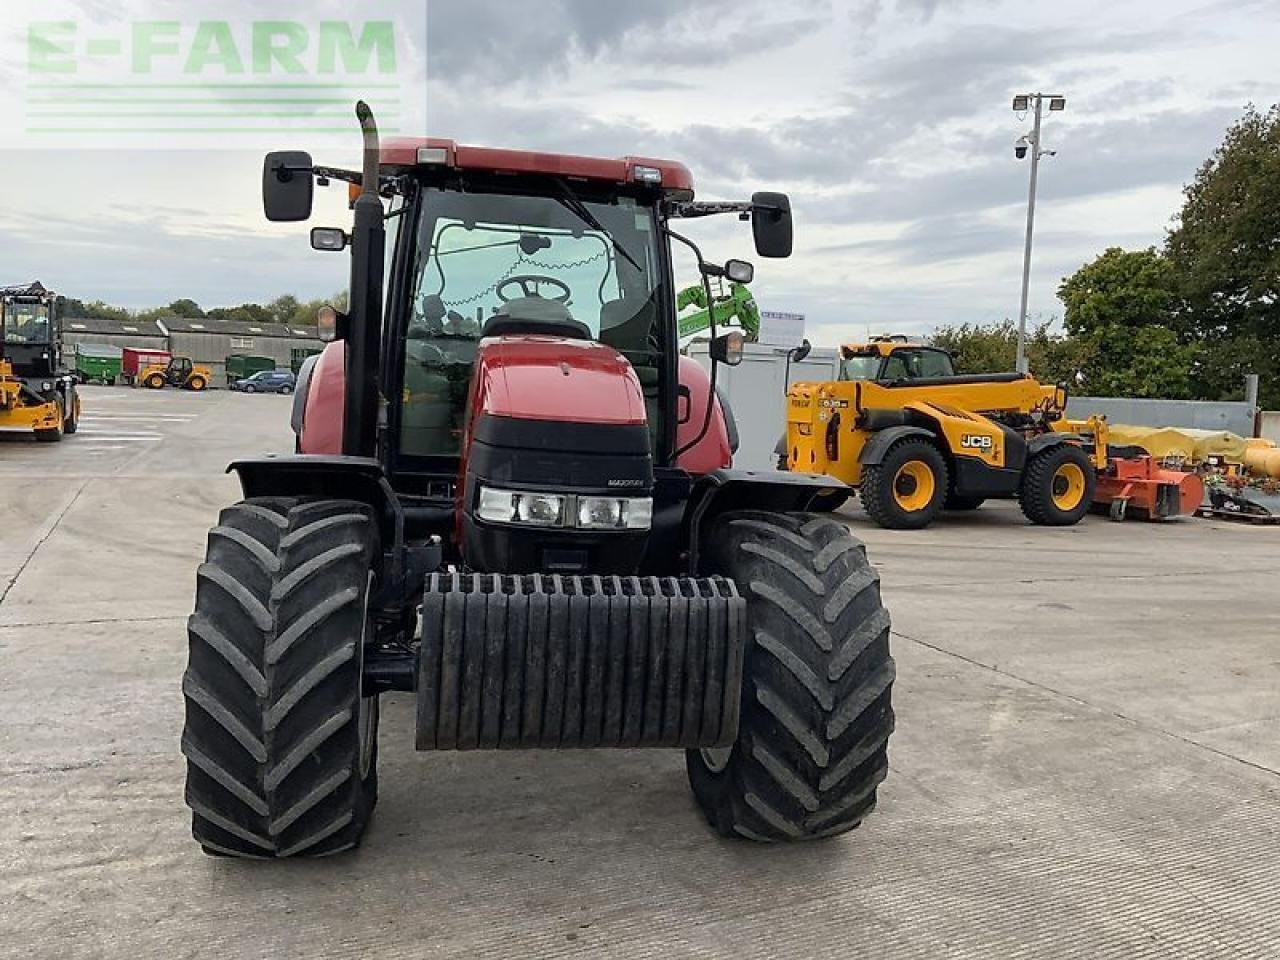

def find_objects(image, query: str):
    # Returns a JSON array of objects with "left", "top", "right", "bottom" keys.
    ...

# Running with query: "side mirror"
[
  {"left": 710, "top": 330, "right": 745, "bottom": 366},
  {"left": 263, "top": 150, "right": 314, "bottom": 222},
  {"left": 310, "top": 227, "right": 348, "bottom": 252},
  {"left": 789, "top": 339, "right": 812, "bottom": 363},
  {"left": 751, "top": 191, "right": 793, "bottom": 258}
]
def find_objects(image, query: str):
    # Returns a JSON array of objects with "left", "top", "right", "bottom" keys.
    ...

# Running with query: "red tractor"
[{"left": 181, "top": 103, "right": 895, "bottom": 858}]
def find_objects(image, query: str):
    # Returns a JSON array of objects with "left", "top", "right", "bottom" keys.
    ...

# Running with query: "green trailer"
[
  {"left": 74, "top": 345, "right": 122, "bottom": 385},
  {"left": 225, "top": 353, "right": 276, "bottom": 386}
]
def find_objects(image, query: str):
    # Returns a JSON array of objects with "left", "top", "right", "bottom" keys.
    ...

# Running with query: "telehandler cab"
[
  {"left": 0, "top": 282, "right": 80, "bottom": 442},
  {"left": 180, "top": 103, "right": 895, "bottom": 858}
]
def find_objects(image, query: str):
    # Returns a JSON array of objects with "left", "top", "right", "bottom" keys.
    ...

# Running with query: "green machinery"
[{"left": 676, "top": 280, "right": 760, "bottom": 341}]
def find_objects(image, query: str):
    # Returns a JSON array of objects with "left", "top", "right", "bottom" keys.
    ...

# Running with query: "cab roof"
[{"left": 380, "top": 137, "right": 695, "bottom": 196}]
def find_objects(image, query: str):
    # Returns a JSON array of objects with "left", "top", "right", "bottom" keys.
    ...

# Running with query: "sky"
[{"left": 1, "top": 0, "right": 1277, "bottom": 347}]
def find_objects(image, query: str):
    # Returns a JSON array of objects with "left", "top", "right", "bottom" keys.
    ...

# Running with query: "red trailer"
[{"left": 121, "top": 347, "right": 171, "bottom": 386}]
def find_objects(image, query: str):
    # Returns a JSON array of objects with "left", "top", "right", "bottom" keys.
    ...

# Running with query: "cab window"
[{"left": 881, "top": 348, "right": 955, "bottom": 380}]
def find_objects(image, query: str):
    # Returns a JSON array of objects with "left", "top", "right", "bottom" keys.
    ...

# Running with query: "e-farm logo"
[{"left": 6, "top": 6, "right": 425, "bottom": 148}]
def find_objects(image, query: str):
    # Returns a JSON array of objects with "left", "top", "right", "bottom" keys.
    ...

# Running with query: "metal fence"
[{"left": 1067, "top": 396, "right": 1258, "bottom": 437}]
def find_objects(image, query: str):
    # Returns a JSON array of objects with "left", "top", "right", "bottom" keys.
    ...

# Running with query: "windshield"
[
  {"left": 3, "top": 300, "right": 50, "bottom": 344},
  {"left": 399, "top": 187, "right": 665, "bottom": 459},
  {"left": 839, "top": 353, "right": 881, "bottom": 381},
  {"left": 411, "top": 188, "right": 660, "bottom": 337}
]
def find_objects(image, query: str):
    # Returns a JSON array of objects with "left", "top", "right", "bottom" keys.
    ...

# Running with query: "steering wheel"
[{"left": 496, "top": 275, "right": 572, "bottom": 304}]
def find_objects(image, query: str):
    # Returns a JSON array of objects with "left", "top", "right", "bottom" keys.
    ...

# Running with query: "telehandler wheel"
[
  {"left": 859, "top": 437, "right": 947, "bottom": 530},
  {"left": 181, "top": 498, "right": 380, "bottom": 858},
  {"left": 943, "top": 492, "right": 984, "bottom": 511},
  {"left": 145, "top": 374, "right": 165, "bottom": 389},
  {"left": 188, "top": 375, "right": 207, "bottom": 392},
  {"left": 687, "top": 511, "right": 894, "bottom": 842},
  {"left": 1019, "top": 443, "right": 1095, "bottom": 526}
]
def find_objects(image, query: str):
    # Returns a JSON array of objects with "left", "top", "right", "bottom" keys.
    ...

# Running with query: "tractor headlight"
[
  {"left": 578, "top": 496, "right": 652, "bottom": 530},
  {"left": 477, "top": 487, "right": 565, "bottom": 527},
  {"left": 516, "top": 493, "right": 566, "bottom": 527},
  {"left": 476, "top": 486, "right": 651, "bottom": 530}
]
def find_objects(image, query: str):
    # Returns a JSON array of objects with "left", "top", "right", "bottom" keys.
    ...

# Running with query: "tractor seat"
[{"left": 482, "top": 297, "right": 591, "bottom": 341}]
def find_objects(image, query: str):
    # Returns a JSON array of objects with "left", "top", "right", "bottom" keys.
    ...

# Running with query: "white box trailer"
[{"left": 687, "top": 340, "right": 840, "bottom": 470}]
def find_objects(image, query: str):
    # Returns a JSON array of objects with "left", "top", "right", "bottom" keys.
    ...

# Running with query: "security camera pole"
[{"left": 1012, "top": 93, "right": 1065, "bottom": 374}]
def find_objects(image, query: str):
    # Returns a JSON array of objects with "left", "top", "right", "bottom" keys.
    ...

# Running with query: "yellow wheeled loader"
[
  {"left": 786, "top": 338, "right": 1103, "bottom": 529},
  {"left": 0, "top": 282, "right": 80, "bottom": 442}
]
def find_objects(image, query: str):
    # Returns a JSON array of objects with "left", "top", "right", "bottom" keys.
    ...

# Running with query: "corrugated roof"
[
  {"left": 60, "top": 316, "right": 167, "bottom": 336},
  {"left": 163, "top": 316, "right": 319, "bottom": 339}
]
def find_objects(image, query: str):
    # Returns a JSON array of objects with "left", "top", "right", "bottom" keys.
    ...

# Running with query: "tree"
[
  {"left": 60, "top": 297, "right": 131, "bottom": 321},
  {"left": 167, "top": 298, "right": 205, "bottom": 318},
  {"left": 1166, "top": 104, "right": 1280, "bottom": 342},
  {"left": 1165, "top": 104, "right": 1280, "bottom": 405},
  {"left": 930, "top": 319, "right": 1092, "bottom": 385},
  {"left": 1058, "top": 247, "right": 1178, "bottom": 337},
  {"left": 1056, "top": 248, "right": 1194, "bottom": 398}
]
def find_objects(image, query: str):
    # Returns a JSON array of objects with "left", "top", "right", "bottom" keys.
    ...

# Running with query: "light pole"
[{"left": 1012, "top": 93, "right": 1065, "bottom": 374}]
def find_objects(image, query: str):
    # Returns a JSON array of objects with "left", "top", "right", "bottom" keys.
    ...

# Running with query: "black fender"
[
  {"left": 228, "top": 455, "right": 405, "bottom": 565},
  {"left": 859, "top": 425, "right": 935, "bottom": 465},
  {"left": 1027, "top": 432, "right": 1081, "bottom": 456},
  {"left": 685, "top": 468, "right": 851, "bottom": 573}
]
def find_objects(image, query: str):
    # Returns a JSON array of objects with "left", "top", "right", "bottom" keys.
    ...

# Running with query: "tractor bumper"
[{"left": 417, "top": 574, "right": 746, "bottom": 750}]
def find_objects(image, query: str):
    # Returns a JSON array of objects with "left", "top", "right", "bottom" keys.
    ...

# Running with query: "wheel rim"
[
  {"left": 892, "top": 461, "right": 935, "bottom": 512},
  {"left": 701, "top": 745, "right": 734, "bottom": 773},
  {"left": 1051, "top": 462, "right": 1087, "bottom": 511}
]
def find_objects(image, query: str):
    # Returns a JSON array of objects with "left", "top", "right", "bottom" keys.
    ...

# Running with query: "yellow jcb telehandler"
[
  {"left": 137, "top": 356, "right": 211, "bottom": 391},
  {"left": 786, "top": 338, "right": 1104, "bottom": 529}
]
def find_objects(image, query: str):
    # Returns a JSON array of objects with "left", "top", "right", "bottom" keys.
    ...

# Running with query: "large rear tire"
[
  {"left": 181, "top": 498, "right": 380, "bottom": 858},
  {"left": 859, "top": 437, "right": 947, "bottom": 530},
  {"left": 1019, "top": 443, "right": 1095, "bottom": 526},
  {"left": 687, "top": 511, "right": 895, "bottom": 841}
]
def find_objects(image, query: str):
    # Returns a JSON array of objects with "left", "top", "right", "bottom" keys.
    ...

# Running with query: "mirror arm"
[{"left": 668, "top": 228, "right": 722, "bottom": 461}]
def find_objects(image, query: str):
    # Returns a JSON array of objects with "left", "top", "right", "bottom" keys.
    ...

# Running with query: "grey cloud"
[{"left": 426, "top": 0, "right": 826, "bottom": 84}]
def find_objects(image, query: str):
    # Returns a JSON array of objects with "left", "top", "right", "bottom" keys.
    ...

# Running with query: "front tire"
[
  {"left": 1019, "top": 444, "right": 1095, "bottom": 526},
  {"left": 244, "top": 384, "right": 257, "bottom": 394},
  {"left": 687, "top": 511, "right": 895, "bottom": 841},
  {"left": 181, "top": 498, "right": 380, "bottom": 858},
  {"left": 188, "top": 375, "right": 207, "bottom": 392},
  {"left": 859, "top": 437, "right": 947, "bottom": 529}
]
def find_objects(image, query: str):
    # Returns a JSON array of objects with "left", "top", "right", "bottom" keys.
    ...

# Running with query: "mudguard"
[
  {"left": 675, "top": 355, "right": 733, "bottom": 474},
  {"left": 1028, "top": 432, "right": 1081, "bottom": 454},
  {"left": 299, "top": 341, "right": 346, "bottom": 455},
  {"left": 859, "top": 425, "right": 935, "bottom": 465},
  {"left": 684, "top": 468, "right": 851, "bottom": 573},
  {"left": 228, "top": 454, "right": 403, "bottom": 558}
]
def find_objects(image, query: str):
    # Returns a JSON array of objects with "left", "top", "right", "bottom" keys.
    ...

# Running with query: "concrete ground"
[{"left": 2, "top": 385, "right": 1278, "bottom": 959}]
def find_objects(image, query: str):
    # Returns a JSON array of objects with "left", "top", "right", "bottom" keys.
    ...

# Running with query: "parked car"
[{"left": 231, "top": 369, "right": 296, "bottom": 394}]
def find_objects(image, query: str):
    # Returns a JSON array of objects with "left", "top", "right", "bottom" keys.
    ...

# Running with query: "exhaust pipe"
[{"left": 343, "top": 100, "right": 386, "bottom": 459}]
